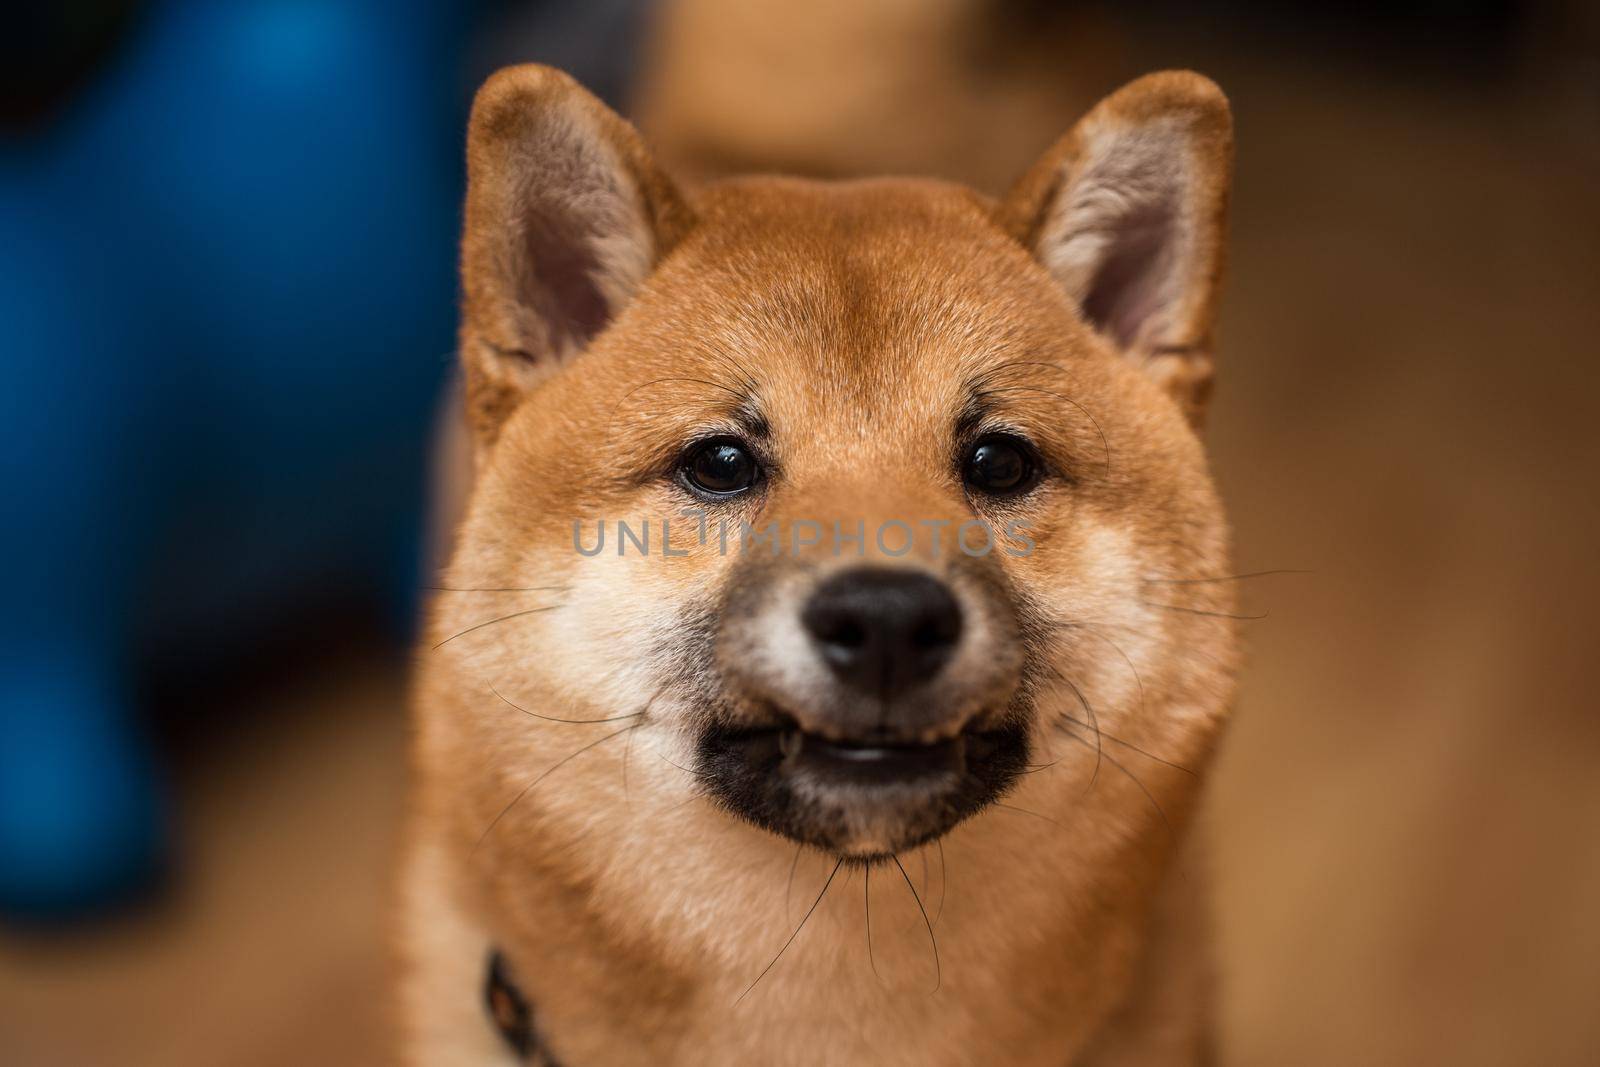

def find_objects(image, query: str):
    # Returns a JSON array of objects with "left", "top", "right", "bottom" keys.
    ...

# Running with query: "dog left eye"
[
  {"left": 682, "top": 438, "right": 761, "bottom": 496},
  {"left": 964, "top": 434, "right": 1038, "bottom": 495}
]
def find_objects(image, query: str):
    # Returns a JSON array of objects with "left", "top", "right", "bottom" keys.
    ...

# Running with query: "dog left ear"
[
  {"left": 997, "top": 71, "right": 1233, "bottom": 427},
  {"left": 459, "top": 65, "right": 695, "bottom": 448}
]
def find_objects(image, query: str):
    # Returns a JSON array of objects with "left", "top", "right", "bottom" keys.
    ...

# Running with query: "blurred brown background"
[{"left": 4, "top": 1, "right": 1599, "bottom": 1064}]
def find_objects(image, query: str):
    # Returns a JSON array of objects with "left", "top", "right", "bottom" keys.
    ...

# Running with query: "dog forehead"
[
  {"left": 633, "top": 177, "right": 1084, "bottom": 405},
  {"left": 690, "top": 173, "right": 1000, "bottom": 242},
  {"left": 684, "top": 176, "right": 1042, "bottom": 316}
]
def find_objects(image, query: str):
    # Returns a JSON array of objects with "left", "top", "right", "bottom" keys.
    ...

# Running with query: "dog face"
[{"left": 433, "top": 67, "right": 1235, "bottom": 874}]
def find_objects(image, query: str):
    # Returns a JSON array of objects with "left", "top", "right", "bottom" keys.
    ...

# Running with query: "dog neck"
[{"left": 456, "top": 734, "right": 1202, "bottom": 1064}]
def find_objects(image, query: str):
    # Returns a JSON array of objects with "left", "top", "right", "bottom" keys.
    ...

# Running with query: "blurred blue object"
[{"left": 0, "top": 0, "right": 468, "bottom": 917}]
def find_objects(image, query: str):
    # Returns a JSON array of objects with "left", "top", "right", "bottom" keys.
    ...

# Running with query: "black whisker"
[
  {"left": 472, "top": 723, "right": 637, "bottom": 855},
  {"left": 994, "top": 801, "right": 1065, "bottom": 828},
  {"left": 973, "top": 375, "right": 1111, "bottom": 476},
  {"left": 657, "top": 754, "right": 717, "bottom": 784},
  {"left": 933, "top": 839, "right": 947, "bottom": 928},
  {"left": 664, "top": 793, "right": 705, "bottom": 813},
  {"left": 433, "top": 605, "right": 561, "bottom": 648},
  {"left": 1037, "top": 617, "right": 1235, "bottom": 671},
  {"left": 1142, "top": 568, "right": 1310, "bottom": 585},
  {"left": 972, "top": 358, "right": 1069, "bottom": 384},
  {"left": 1034, "top": 710, "right": 1064, "bottom": 767},
  {"left": 737, "top": 857, "right": 844, "bottom": 1005},
  {"left": 489, "top": 684, "right": 646, "bottom": 724},
  {"left": 1055, "top": 712, "right": 1195, "bottom": 775},
  {"left": 1141, "top": 601, "right": 1267, "bottom": 621},
  {"left": 605, "top": 374, "right": 753, "bottom": 451},
  {"left": 611, "top": 376, "right": 749, "bottom": 439},
  {"left": 703, "top": 348, "right": 763, "bottom": 398},
  {"left": 1036, "top": 651, "right": 1195, "bottom": 774},
  {"left": 892, "top": 854, "right": 940, "bottom": 994},
  {"left": 1052, "top": 669, "right": 1103, "bottom": 791},
  {"left": 784, "top": 844, "right": 803, "bottom": 923},
  {"left": 621, "top": 720, "right": 638, "bottom": 804},
  {"left": 1064, "top": 623, "right": 1147, "bottom": 719},
  {"left": 1058, "top": 724, "right": 1174, "bottom": 837},
  {"left": 618, "top": 375, "right": 748, "bottom": 408},
  {"left": 864, "top": 865, "right": 881, "bottom": 981}
]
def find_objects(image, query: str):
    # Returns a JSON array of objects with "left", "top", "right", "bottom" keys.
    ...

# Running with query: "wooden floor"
[
  {"left": 0, "top": 665, "right": 408, "bottom": 1067},
  {"left": 1203, "top": 63, "right": 1600, "bottom": 1067},
  {"left": 4, "top": 11, "right": 1599, "bottom": 1066}
]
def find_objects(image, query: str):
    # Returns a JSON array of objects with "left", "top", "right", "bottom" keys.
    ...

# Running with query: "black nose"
[{"left": 801, "top": 568, "right": 963, "bottom": 699}]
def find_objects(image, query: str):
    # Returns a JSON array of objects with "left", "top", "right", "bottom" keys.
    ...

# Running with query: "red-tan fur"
[{"left": 400, "top": 65, "right": 1237, "bottom": 1065}]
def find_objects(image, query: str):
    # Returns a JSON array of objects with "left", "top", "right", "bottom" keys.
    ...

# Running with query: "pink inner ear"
[
  {"left": 1080, "top": 200, "right": 1175, "bottom": 351},
  {"left": 523, "top": 206, "right": 609, "bottom": 355}
]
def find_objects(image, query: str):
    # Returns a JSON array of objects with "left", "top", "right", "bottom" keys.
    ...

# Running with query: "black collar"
[{"left": 485, "top": 950, "right": 539, "bottom": 1060}]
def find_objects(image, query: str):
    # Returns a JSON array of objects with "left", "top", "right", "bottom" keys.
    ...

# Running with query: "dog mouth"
[
  {"left": 782, "top": 728, "right": 966, "bottom": 781},
  {"left": 695, "top": 708, "right": 1030, "bottom": 857}
]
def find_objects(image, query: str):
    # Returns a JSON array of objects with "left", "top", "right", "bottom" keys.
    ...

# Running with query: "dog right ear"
[{"left": 459, "top": 65, "right": 694, "bottom": 446}]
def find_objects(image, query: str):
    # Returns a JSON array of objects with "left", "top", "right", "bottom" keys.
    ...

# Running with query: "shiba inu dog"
[{"left": 401, "top": 64, "right": 1237, "bottom": 1065}]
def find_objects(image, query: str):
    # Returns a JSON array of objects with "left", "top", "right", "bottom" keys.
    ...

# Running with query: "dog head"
[{"left": 434, "top": 66, "right": 1236, "bottom": 863}]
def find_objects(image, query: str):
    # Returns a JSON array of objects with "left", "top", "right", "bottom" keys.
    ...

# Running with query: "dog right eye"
[
  {"left": 682, "top": 438, "right": 761, "bottom": 497},
  {"left": 963, "top": 433, "right": 1040, "bottom": 496}
]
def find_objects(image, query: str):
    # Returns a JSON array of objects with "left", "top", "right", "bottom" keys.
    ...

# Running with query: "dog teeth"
[{"left": 778, "top": 729, "right": 804, "bottom": 760}]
